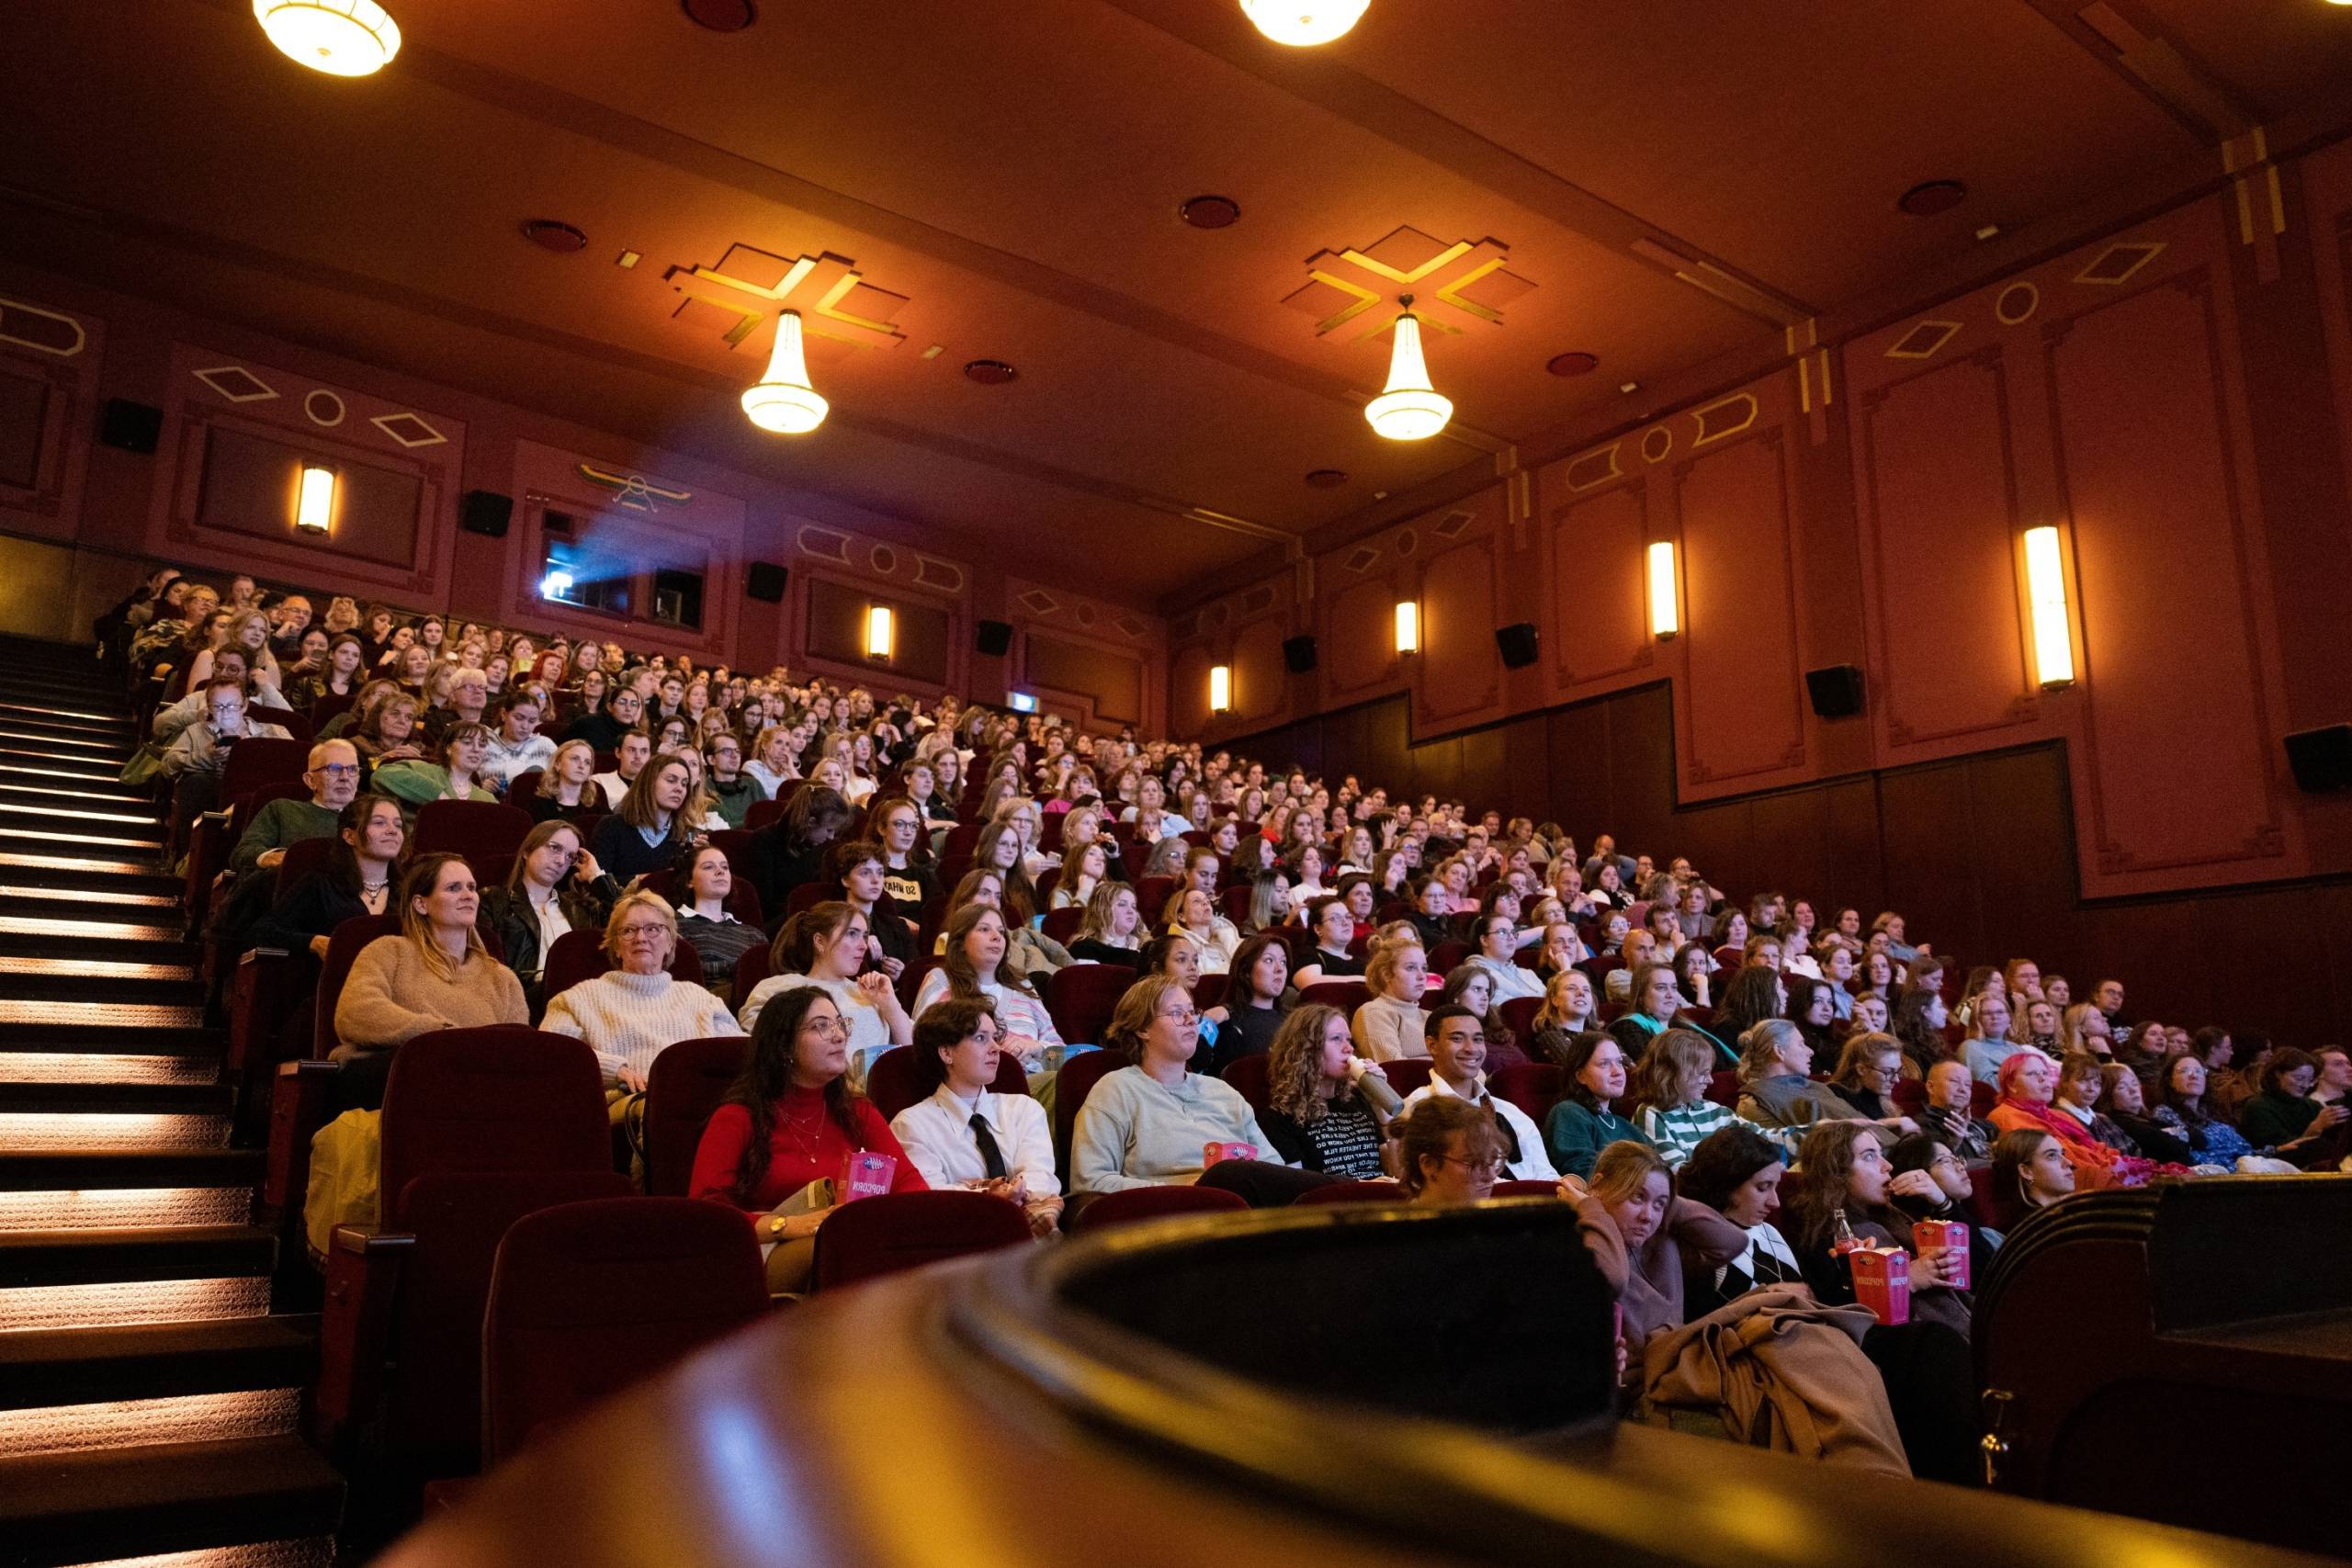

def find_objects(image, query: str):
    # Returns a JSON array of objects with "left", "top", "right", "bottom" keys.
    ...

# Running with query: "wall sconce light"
[
  {"left": 295, "top": 464, "right": 336, "bottom": 535},
  {"left": 865, "top": 604, "right": 894, "bottom": 660},
  {"left": 1208, "top": 664, "right": 1233, "bottom": 714},
  {"left": 1394, "top": 599, "right": 1420, "bottom": 654},
  {"left": 2021, "top": 524, "right": 2075, "bottom": 688},
  {"left": 1645, "top": 540, "right": 1679, "bottom": 640}
]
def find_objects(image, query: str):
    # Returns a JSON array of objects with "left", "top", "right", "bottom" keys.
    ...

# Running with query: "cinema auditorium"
[{"left": 3, "top": 3, "right": 2352, "bottom": 1565}]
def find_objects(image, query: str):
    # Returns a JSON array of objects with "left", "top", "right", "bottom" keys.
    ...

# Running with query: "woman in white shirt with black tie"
[{"left": 888, "top": 996, "right": 1061, "bottom": 1236}]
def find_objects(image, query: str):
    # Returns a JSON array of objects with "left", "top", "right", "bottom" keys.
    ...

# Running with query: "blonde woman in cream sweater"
[{"left": 541, "top": 892, "right": 742, "bottom": 1096}]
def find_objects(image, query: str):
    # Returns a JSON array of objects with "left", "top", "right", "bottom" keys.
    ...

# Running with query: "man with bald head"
[{"left": 229, "top": 739, "right": 361, "bottom": 880}]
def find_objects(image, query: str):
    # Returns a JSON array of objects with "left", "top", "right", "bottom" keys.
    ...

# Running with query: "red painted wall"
[
  {"left": 0, "top": 261, "right": 1164, "bottom": 728},
  {"left": 1175, "top": 140, "right": 2352, "bottom": 907}
]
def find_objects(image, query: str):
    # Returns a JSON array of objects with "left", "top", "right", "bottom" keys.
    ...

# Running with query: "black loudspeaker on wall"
[
  {"left": 1804, "top": 664, "right": 1867, "bottom": 719},
  {"left": 1283, "top": 635, "right": 1318, "bottom": 673},
  {"left": 975, "top": 619, "right": 1014, "bottom": 658},
  {"left": 1494, "top": 623, "right": 1540, "bottom": 670},
  {"left": 2284, "top": 726, "right": 2352, "bottom": 793},
  {"left": 744, "top": 561, "right": 789, "bottom": 604},
  {"left": 458, "top": 490, "right": 513, "bottom": 538},
  {"left": 97, "top": 399, "right": 164, "bottom": 455}
]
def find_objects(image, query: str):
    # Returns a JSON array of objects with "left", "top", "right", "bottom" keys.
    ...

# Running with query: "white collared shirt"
[
  {"left": 1402, "top": 1073, "right": 1559, "bottom": 1182},
  {"left": 889, "top": 1085, "right": 1058, "bottom": 1198}
]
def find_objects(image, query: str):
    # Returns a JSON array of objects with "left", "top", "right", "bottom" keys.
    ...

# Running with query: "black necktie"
[
  {"left": 969, "top": 1111, "right": 1008, "bottom": 1179},
  {"left": 1476, "top": 1096, "right": 1523, "bottom": 1165}
]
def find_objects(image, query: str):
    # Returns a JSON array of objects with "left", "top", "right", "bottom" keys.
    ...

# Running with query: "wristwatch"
[{"left": 765, "top": 1213, "right": 791, "bottom": 1240}]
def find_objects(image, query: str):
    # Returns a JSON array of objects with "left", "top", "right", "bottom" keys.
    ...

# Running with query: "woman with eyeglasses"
[
  {"left": 542, "top": 891, "right": 741, "bottom": 1104},
  {"left": 1069, "top": 974, "right": 1303, "bottom": 1201},
  {"left": 1396, "top": 1095, "right": 1505, "bottom": 1204},
  {"left": 478, "top": 818, "right": 618, "bottom": 1013},
  {"left": 1827, "top": 1033, "right": 1921, "bottom": 1135},
  {"left": 691, "top": 986, "right": 926, "bottom": 1291}
]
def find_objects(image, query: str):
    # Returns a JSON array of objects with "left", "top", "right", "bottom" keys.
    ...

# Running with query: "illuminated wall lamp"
[
  {"left": 1645, "top": 539, "right": 1679, "bottom": 640},
  {"left": 1208, "top": 664, "right": 1233, "bottom": 714},
  {"left": 294, "top": 465, "right": 336, "bottom": 535},
  {"left": 1394, "top": 599, "right": 1420, "bottom": 654},
  {"left": 2021, "top": 524, "right": 2075, "bottom": 688},
  {"left": 865, "top": 604, "right": 895, "bottom": 660}
]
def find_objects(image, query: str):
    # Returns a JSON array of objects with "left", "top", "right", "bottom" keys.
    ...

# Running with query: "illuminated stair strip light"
[
  {"left": 0, "top": 1187, "right": 250, "bottom": 1230},
  {"left": 0, "top": 803, "right": 169, "bottom": 828},
  {"left": 0, "top": 1054, "right": 216, "bottom": 1085},
  {"left": 0, "top": 827, "right": 166, "bottom": 852},
  {"left": 0, "top": 1112, "right": 230, "bottom": 1150},
  {"left": 0, "top": 852, "right": 168, "bottom": 876},
  {"left": 0, "top": 957, "right": 198, "bottom": 981},
  {"left": 0, "top": 1388, "right": 299, "bottom": 1459},
  {"left": 0, "top": 915, "right": 184, "bottom": 942},
  {"left": 0, "top": 1277, "right": 271, "bottom": 1331},
  {"left": 0, "top": 884, "right": 182, "bottom": 908},
  {"left": 0, "top": 1000, "right": 205, "bottom": 1027},
  {"left": 62, "top": 1538, "right": 338, "bottom": 1568}
]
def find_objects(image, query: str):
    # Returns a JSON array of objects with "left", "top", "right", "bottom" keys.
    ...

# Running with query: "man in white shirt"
[
  {"left": 888, "top": 998, "right": 1060, "bottom": 1235},
  {"left": 592, "top": 730, "right": 651, "bottom": 809},
  {"left": 1400, "top": 1006, "right": 1557, "bottom": 1183}
]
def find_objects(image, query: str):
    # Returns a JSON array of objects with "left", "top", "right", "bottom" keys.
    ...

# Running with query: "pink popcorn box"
[
  {"left": 1849, "top": 1245, "right": 1910, "bottom": 1325},
  {"left": 1914, "top": 1219, "right": 1969, "bottom": 1291},
  {"left": 838, "top": 1150, "right": 897, "bottom": 1203},
  {"left": 1203, "top": 1141, "right": 1257, "bottom": 1168}
]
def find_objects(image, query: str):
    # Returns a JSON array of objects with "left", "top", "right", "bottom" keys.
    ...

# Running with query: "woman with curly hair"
[{"left": 1253, "top": 1003, "right": 1396, "bottom": 1179}]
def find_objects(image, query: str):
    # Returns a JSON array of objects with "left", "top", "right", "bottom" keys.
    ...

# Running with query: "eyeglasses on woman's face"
[
  {"left": 1437, "top": 1152, "right": 1504, "bottom": 1175},
  {"left": 798, "top": 1014, "right": 851, "bottom": 1041},
  {"left": 1158, "top": 1005, "right": 1200, "bottom": 1028}
]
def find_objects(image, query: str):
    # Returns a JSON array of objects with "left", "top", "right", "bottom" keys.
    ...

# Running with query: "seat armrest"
[
  {"left": 264, "top": 1058, "right": 342, "bottom": 1211},
  {"left": 313, "top": 1224, "right": 415, "bottom": 1450},
  {"left": 226, "top": 947, "right": 293, "bottom": 1077}
]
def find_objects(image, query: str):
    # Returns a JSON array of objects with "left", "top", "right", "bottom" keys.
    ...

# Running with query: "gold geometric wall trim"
[
  {"left": 1283, "top": 226, "right": 1532, "bottom": 343},
  {"left": 1884, "top": 321, "right": 1962, "bottom": 360},
  {"left": 1640, "top": 426, "right": 1674, "bottom": 464},
  {"left": 666, "top": 245, "right": 910, "bottom": 353},
  {"left": 303, "top": 389, "right": 345, "bottom": 427},
  {"left": 1996, "top": 282, "right": 2041, "bottom": 325},
  {"left": 1563, "top": 444, "right": 1623, "bottom": 492},
  {"left": 2073, "top": 241, "right": 2165, "bottom": 286},
  {"left": 370, "top": 412, "right": 447, "bottom": 448},
  {"left": 577, "top": 463, "right": 691, "bottom": 513},
  {"left": 0, "top": 297, "right": 86, "bottom": 358},
  {"left": 1690, "top": 392, "right": 1758, "bottom": 446},
  {"left": 194, "top": 365, "right": 279, "bottom": 403}
]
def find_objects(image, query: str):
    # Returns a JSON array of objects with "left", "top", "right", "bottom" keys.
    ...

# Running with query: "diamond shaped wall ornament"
[
  {"left": 370, "top": 412, "right": 447, "bottom": 448},
  {"left": 1283, "top": 226, "right": 1531, "bottom": 342},
  {"left": 1018, "top": 589, "right": 1059, "bottom": 615},
  {"left": 1884, "top": 320, "right": 1963, "bottom": 360},
  {"left": 2073, "top": 241, "right": 2166, "bottom": 286},
  {"left": 1431, "top": 509, "right": 1475, "bottom": 538},
  {"left": 1114, "top": 614, "right": 1148, "bottom": 640},
  {"left": 666, "top": 245, "right": 910, "bottom": 351},
  {"left": 194, "top": 366, "right": 278, "bottom": 403}
]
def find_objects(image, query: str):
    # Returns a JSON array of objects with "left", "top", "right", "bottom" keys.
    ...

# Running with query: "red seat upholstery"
[
  {"left": 1713, "top": 944, "right": 1744, "bottom": 971},
  {"left": 1705, "top": 1069, "right": 1741, "bottom": 1108},
  {"left": 413, "top": 799, "right": 533, "bottom": 863},
  {"left": 784, "top": 879, "right": 845, "bottom": 919},
  {"left": 1428, "top": 940, "right": 1471, "bottom": 976},
  {"left": 1036, "top": 867, "right": 1062, "bottom": 909},
  {"left": 1491, "top": 1179, "right": 1563, "bottom": 1199},
  {"left": 1046, "top": 964, "right": 1134, "bottom": 1048},
  {"left": 272, "top": 831, "right": 340, "bottom": 893},
  {"left": 1133, "top": 875, "right": 1175, "bottom": 919},
  {"left": 809, "top": 1189, "right": 1032, "bottom": 1290},
  {"left": 1218, "top": 1052, "right": 1272, "bottom": 1111},
  {"left": 744, "top": 796, "right": 787, "bottom": 830},
  {"left": 220, "top": 736, "right": 311, "bottom": 805},
  {"left": 1040, "top": 905, "right": 1084, "bottom": 945},
  {"left": 1380, "top": 1059, "right": 1434, "bottom": 1098},
  {"left": 640, "top": 1035, "right": 752, "bottom": 1197},
  {"left": 1490, "top": 1063, "right": 1565, "bottom": 1123},
  {"left": 1892, "top": 1077, "right": 1927, "bottom": 1115},
  {"left": 483, "top": 1196, "right": 767, "bottom": 1464},
  {"left": 1298, "top": 979, "right": 1371, "bottom": 1016},
  {"left": 1499, "top": 996, "right": 1543, "bottom": 1039},
  {"left": 1217, "top": 884, "right": 1253, "bottom": 925},
  {"left": 1074, "top": 1183, "right": 1247, "bottom": 1233},
  {"left": 539, "top": 927, "right": 704, "bottom": 1002},
  {"left": 1293, "top": 1179, "right": 1405, "bottom": 1205},
  {"left": 724, "top": 933, "right": 774, "bottom": 1001},
  {"left": 1191, "top": 972, "right": 1227, "bottom": 1012},
  {"left": 709, "top": 828, "right": 754, "bottom": 885},
  {"left": 861, "top": 1043, "right": 1030, "bottom": 1122},
  {"left": 315, "top": 1029, "right": 621, "bottom": 1466},
  {"left": 313, "top": 913, "right": 401, "bottom": 1054},
  {"left": 638, "top": 866, "right": 763, "bottom": 928},
  {"left": 1964, "top": 1164, "right": 1998, "bottom": 1228},
  {"left": 1051, "top": 1047, "right": 1129, "bottom": 1170},
  {"left": 504, "top": 769, "right": 542, "bottom": 805}
]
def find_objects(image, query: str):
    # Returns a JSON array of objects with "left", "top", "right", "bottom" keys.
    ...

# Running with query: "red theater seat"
[
  {"left": 1293, "top": 1179, "right": 1404, "bottom": 1206},
  {"left": 861, "top": 1043, "right": 1030, "bottom": 1122},
  {"left": 640, "top": 1035, "right": 752, "bottom": 1197},
  {"left": 1046, "top": 964, "right": 1133, "bottom": 1048},
  {"left": 539, "top": 926, "right": 703, "bottom": 1002},
  {"left": 1073, "top": 1183, "right": 1248, "bottom": 1233},
  {"left": 809, "top": 1189, "right": 1032, "bottom": 1289},
  {"left": 413, "top": 799, "right": 533, "bottom": 864}
]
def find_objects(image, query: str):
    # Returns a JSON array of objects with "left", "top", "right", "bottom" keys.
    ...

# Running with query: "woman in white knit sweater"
[{"left": 541, "top": 891, "right": 741, "bottom": 1098}]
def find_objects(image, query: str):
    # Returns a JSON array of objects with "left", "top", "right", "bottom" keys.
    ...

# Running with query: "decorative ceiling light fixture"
[
  {"left": 1240, "top": 0, "right": 1370, "bottom": 46},
  {"left": 741, "top": 310, "right": 828, "bottom": 434},
  {"left": 1364, "top": 297, "right": 1451, "bottom": 441},
  {"left": 254, "top": 0, "right": 402, "bottom": 76}
]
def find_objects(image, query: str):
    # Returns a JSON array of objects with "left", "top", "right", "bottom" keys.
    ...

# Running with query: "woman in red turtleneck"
[{"left": 691, "top": 983, "right": 925, "bottom": 1290}]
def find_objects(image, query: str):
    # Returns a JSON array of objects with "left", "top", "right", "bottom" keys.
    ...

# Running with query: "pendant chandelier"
[
  {"left": 254, "top": 0, "right": 402, "bottom": 76},
  {"left": 741, "top": 310, "right": 829, "bottom": 435},
  {"left": 1364, "top": 299, "right": 1452, "bottom": 442}
]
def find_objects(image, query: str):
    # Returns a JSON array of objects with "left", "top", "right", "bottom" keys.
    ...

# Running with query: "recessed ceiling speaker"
[
  {"left": 97, "top": 399, "right": 163, "bottom": 454},
  {"left": 2284, "top": 726, "right": 2352, "bottom": 793},
  {"left": 1494, "top": 623, "right": 1540, "bottom": 670},
  {"left": 458, "top": 490, "right": 513, "bottom": 538},
  {"left": 744, "top": 560, "right": 789, "bottom": 604},
  {"left": 1804, "top": 664, "right": 1867, "bottom": 719},
  {"left": 975, "top": 619, "right": 1014, "bottom": 658},
  {"left": 1282, "top": 635, "right": 1318, "bottom": 673}
]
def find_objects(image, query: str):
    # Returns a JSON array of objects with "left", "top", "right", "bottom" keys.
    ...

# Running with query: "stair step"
[
  {"left": 0, "top": 1053, "right": 221, "bottom": 1088},
  {"left": 0, "top": 728, "right": 134, "bottom": 758},
  {"left": 0, "top": 861, "right": 184, "bottom": 898},
  {"left": 0, "top": 1225, "right": 276, "bottom": 1291},
  {"left": 0, "top": 758, "right": 135, "bottom": 787},
  {"left": 0, "top": 779, "right": 153, "bottom": 810},
  {"left": 0, "top": 1185, "right": 252, "bottom": 1234},
  {"left": 0, "top": 1111, "right": 230, "bottom": 1152},
  {"left": 0, "top": 1385, "right": 301, "bottom": 1462},
  {"left": 0, "top": 1435, "right": 342, "bottom": 1568},
  {"left": 0, "top": 999, "right": 205, "bottom": 1029},
  {"left": 0, "top": 826, "right": 164, "bottom": 859},
  {"left": 0, "top": 1021, "right": 224, "bottom": 1055},
  {"left": 0, "top": 799, "right": 164, "bottom": 830},
  {"left": 0, "top": 698, "right": 134, "bottom": 730},
  {"left": 0, "top": 1082, "right": 230, "bottom": 1115},
  {"left": 0, "top": 924, "right": 195, "bottom": 963},
  {"left": 0, "top": 1147, "right": 263, "bottom": 1192},
  {"left": 0, "top": 1314, "right": 317, "bottom": 1416},
  {"left": 0, "top": 954, "right": 198, "bottom": 983}
]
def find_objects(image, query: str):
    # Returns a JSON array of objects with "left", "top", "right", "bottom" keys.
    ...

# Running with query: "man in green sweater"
[{"left": 227, "top": 739, "right": 361, "bottom": 881}]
